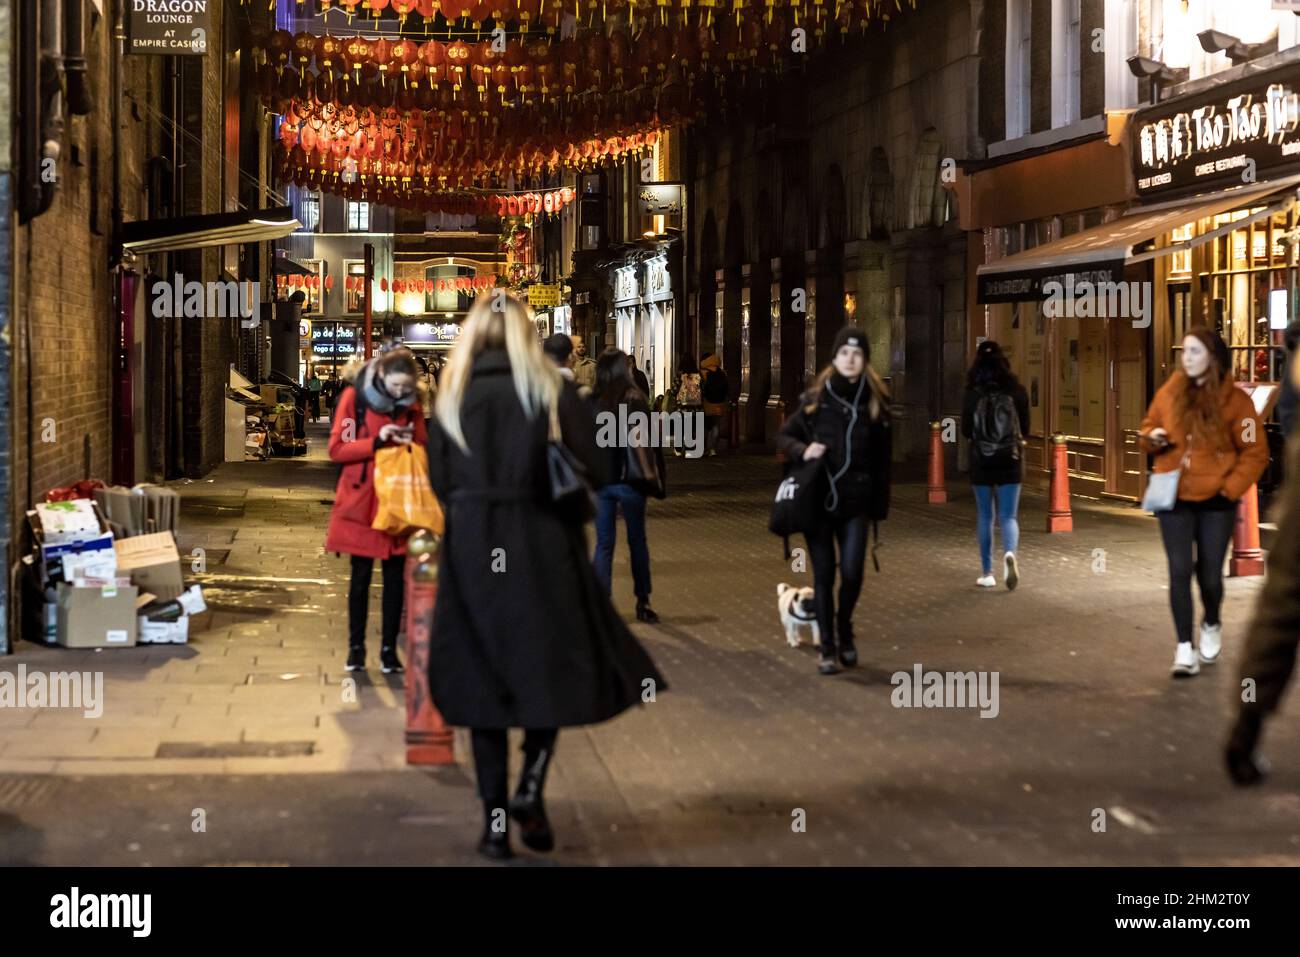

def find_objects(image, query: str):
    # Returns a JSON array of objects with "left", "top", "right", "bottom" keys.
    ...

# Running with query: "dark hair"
[
  {"left": 595, "top": 347, "right": 637, "bottom": 410},
  {"left": 679, "top": 353, "right": 699, "bottom": 375},
  {"left": 376, "top": 346, "right": 418, "bottom": 378},
  {"left": 542, "top": 333, "right": 573, "bottom": 364},
  {"left": 966, "top": 340, "right": 1020, "bottom": 392}
]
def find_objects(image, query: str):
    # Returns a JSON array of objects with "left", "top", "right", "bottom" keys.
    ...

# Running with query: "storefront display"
[{"left": 609, "top": 254, "right": 673, "bottom": 402}]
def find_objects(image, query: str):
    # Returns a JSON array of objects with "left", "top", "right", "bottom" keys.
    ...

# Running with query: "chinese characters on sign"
[{"left": 1134, "top": 76, "right": 1300, "bottom": 196}]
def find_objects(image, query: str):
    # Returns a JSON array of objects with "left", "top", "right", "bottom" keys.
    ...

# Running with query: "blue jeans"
[
  {"left": 593, "top": 483, "right": 651, "bottom": 600},
  {"left": 973, "top": 483, "right": 1021, "bottom": 575}
]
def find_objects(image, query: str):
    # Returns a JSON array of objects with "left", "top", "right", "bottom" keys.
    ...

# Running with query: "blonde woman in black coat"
[{"left": 427, "top": 294, "right": 667, "bottom": 860}]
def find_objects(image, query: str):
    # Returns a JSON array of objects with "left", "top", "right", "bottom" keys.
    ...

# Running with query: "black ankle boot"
[
  {"left": 635, "top": 599, "right": 659, "bottom": 623},
  {"left": 477, "top": 826, "right": 513, "bottom": 860},
  {"left": 509, "top": 744, "right": 556, "bottom": 852},
  {"left": 380, "top": 645, "right": 404, "bottom": 674},
  {"left": 837, "top": 622, "right": 858, "bottom": 668},
  {"left": 345, "top": 645, "right": 366, "bottom": 672}
]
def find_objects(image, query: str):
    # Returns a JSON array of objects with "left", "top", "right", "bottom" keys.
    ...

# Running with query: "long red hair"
[{"left": 1171, "top": 327, "right": 1232, "bottom": 451}]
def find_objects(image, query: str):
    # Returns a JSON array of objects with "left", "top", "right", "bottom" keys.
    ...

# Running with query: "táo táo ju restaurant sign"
[
  {"left": 1133, "top": 66, "right": 1300, "bottom": 198},
  {"left": 126, "top": 0, "right": 212, "bottom": 56}
]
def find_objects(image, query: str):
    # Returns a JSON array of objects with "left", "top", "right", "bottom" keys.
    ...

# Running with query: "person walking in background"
[
  {"left": 627, "top": 352, "right": 651, "bottom": 399},
  {"left": 777, "top": 328, "right": 892, "bottom": 676},
  {"left": 326, "top": 347, "right": 427, "bottom": 674},
  {"left": 544, "top": 332, "right": 590, "bottom": 398},
  {"left": 700, "top": 353, "right": 729, "bottom": 456},
  {"left": 1139, "top": 327, "right": 1269, "bottom": 678},
  {"left": 307, "top": 371, "right": 323, "bottom": 422},
  {"left": 571, "top": 335, "right": 597, "bottom": 392},
  {"left": 592, "top": 348, "right": 663, "bottom": 624},
  {"left": 427, "top": 296, "right": 666, "bottom": 861},
  {"left": 961, "top": 341, "right": 1030, "bottom": 591},
  {"left": 673, "top": 355, "right": 703, "bottom": 458}
]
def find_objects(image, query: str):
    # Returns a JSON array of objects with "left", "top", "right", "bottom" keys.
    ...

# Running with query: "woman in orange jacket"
[{"left": 1138, "top": 328, "right": 1269, "bottom": 677}]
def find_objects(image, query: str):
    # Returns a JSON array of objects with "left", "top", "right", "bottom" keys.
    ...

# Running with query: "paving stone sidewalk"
[{"left": 1, "top": 422, "right": 1298, "bottom": 865}]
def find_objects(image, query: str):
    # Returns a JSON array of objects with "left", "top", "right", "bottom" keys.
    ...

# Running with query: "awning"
[
  {"left": 273, "top": 253, "right": 315, "bottom": 276},
  {"left": 121, "top": 206, "right": 301, "bottom": 255},
  {"left": 976, "top": 177, "right": 1300, "bottom": 303}
]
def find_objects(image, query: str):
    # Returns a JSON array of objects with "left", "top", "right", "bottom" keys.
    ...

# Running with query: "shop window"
[
  {"left": 1053, "top": 0, "right": 1082, "bottom": 126},
  {"left": 1196, "top": 207, "right": 1292, "bottom": 383},
  {"left": 424, "top": 263, "right": 473, "bottom": 314},
  {"left": 344, "top": 260, "right": 366, "bottom": 313},
  {"left": 1168, "top": 223, "right": 1193, "bottom": 277}
]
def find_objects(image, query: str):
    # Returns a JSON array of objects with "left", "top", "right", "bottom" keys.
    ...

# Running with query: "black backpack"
[
  {"left": 702, "top": 369, "right": 728, "bottom": 403},
  {"left": 973, "top": 390, "right": 1022, "bottom": 462}
]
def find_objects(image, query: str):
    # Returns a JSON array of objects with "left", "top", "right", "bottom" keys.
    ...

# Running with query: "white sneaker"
[
  {"left": 1171, "top": 642, "right": 1200, "bottom": 677},
  {"left": 976, "top": 575, "right": 996, "bottom": 588},
  {"left": 1004, "top": 552, "right": 1019, "bottom": 591},
  {"left": 1199, "top": 623, "right": 1223, "bottom": 664}
]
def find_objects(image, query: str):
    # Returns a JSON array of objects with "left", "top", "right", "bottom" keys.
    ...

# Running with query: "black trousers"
[
  {"left": 347, "top": 554, "right": 405, "bottom": 649},
  {"left": 470, "top": 728, "right": 559, "bottom": 815},
  {"left": 804, "top": 513, "right": 868, "bottom": 654},
  {"left": 1157, "top": 504, "right": 1236, "bottom": 644}
]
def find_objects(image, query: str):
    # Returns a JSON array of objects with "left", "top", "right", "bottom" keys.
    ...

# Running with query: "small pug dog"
[{"left": 777, "top": 583, "right": 819, "bottom": 648}]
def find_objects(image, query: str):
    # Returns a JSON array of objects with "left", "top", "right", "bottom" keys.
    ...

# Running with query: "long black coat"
[
  {"left": 426, "top": 349, "right": 667, "bottom": 729},
  {"left": 776, "top": 378, "right": 892, "bottom": 522}
]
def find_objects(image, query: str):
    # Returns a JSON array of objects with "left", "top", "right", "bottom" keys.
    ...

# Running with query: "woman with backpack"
[
  {"left": 1139, "top": 327, "right": 1268, "bottom": 677},
  {"left": 777, "top": 328, "right": 892, "bottom": 675},
  {"left": 961, "top": 341, "right": 1031, "bottom": 591},
  {"left": 326, "top": 347, "right": 427, "bottom": 674},
  {"left": 672, "top": 355, "right": 703, "bottom": 457},
  {"left": 426, "top": 295, "right": 666, "bottom": 860}
]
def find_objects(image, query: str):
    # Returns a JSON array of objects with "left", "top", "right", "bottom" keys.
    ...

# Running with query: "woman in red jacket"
[{"left": 326, "top": 348, "right": 427, "bottom": 674}]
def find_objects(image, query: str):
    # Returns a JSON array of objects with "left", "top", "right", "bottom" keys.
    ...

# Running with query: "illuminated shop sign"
[
  {"left": 1133, "top": 66, "right": 1300, "bottom": 197},
  {"left": 126, "top": 0, "right": 213, "bottom": 56}
]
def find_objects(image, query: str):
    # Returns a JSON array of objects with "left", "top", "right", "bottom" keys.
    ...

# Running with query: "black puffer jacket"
[{"left": 776, "top": 374, "right": 892, "bottom": 521}]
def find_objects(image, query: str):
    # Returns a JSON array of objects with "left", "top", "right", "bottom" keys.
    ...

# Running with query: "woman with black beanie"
[{"left": 777, "top": 328, "right": 892, "bottom": 675}]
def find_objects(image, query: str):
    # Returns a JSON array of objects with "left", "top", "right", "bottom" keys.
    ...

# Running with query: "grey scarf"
[{"left": 358, "top": 360, "right": 416, "bottom": 416}]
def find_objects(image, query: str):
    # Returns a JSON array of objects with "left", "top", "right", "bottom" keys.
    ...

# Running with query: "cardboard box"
[
  {"left": 33, "top": 500, "right": 104, "bottom": 545},
  {"left": 114, "top": 532, "right": 184, "bottom": 601},
  {"left": 55, "top": 583, "right": 139, "bottom": 648},
  {"left": 137, "top": 615, "right": 188, "bottom": 644},
  {"left": 39, "top": 530, "right": 116, "bottom": 587}
]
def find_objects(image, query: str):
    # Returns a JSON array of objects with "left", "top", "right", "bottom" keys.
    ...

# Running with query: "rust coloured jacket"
[{"left": 1137, "top": 373, "right": 1269, "bottom": 502}]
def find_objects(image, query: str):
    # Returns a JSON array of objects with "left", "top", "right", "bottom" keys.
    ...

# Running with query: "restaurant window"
[
  {"left": 424, "top": 263, "right": 473, "bottom": 314},
  {"left": 302, "top": 259, "right": 325, "bottom": 315},
  {"left": 344, "top": 260, "right": 366, "bottom": 312},
  {"left": 1200, "top": 207, "right": 1293, "bottom": 383}
]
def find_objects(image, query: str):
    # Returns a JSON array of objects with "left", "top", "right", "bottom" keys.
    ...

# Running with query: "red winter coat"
[{"left": 325, "top": 386, "right": 429, "bottom": 559}]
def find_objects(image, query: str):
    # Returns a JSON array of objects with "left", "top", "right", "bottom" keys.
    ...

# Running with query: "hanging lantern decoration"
[{"left": 380, "top": 277, "right": 389, "bottom": 292}]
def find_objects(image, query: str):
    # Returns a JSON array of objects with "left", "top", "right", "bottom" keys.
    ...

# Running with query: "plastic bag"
[{"left": 371, "top": 443, "right": 445, "bottom": 537}]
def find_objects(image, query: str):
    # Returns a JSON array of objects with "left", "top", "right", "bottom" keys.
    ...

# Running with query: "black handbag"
[
  {"left": 768, "top": 456, "right": 825, "bottom": 540},
  {"left": 625, "top": 443, "right": 666, "bottom": 500},
  {"left": 546, "top": 402, "right": 596, "bottom": 523}
]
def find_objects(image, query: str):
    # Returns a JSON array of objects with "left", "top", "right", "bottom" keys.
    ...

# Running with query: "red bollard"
[
  {"left": 1046, "top": 433, "right": 1073, "bottom": 533},
  {"left": 403, "top": 529, "right": 455, "bottom": 765},
  {"left": 927, "top": 420, "right": 947, "bottom": 504},
  {"left": 1229, "top": 484, "right": 1265, "bottom": 577}
]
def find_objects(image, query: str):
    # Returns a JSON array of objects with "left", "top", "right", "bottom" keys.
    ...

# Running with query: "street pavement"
[{"left": 1, "top": 421, "right": 1298, "bottom": 866}]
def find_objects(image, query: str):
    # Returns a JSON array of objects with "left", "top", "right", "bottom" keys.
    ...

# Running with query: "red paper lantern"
[
  {"left": 325, "top": 275, "right": 335, "bottom": 291},
  {"left": 380, "top": 277, "right": 389, "bottom": 292}
]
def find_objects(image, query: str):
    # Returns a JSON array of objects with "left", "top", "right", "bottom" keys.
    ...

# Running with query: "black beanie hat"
[{"left": 832, "top": 327, "right": 869, "bottom": 360}]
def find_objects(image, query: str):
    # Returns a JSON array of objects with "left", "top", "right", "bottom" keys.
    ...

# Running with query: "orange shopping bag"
[{"left": 371, "top": 443, "right": 445, "bottom": 537}]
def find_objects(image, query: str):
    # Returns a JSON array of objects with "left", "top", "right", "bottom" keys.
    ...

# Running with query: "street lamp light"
[
  {"left": 1127, "top": 55, "right": 1189, "bottom": 104},
  {"left": 1197, "top": 29, "right": 1270, "bottom": 66}
]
